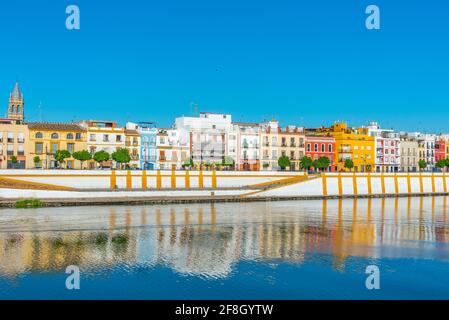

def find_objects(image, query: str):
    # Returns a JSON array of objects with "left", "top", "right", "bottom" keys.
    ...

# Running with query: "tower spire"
[{"left": 8, "top": 81, "right": 24, "bottom": 123}]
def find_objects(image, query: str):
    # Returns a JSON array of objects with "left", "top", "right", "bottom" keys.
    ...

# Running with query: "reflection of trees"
[{"left": 1, "top": 197, "right": 449, "bottom": 278}]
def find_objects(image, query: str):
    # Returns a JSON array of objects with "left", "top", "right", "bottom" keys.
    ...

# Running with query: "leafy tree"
[
  {"left": 418, "top": 160, "right": 427, "bottom": 171},
  {"left": 318, "top": 156, "right": 331, "bottom": 171},
  {"left": 183, "top": 157, "right": 194, "bottom": 168},
  {"left": 445, "top": 158, "right": 449, "bottom": 172},
  {"left": 54, "top": 150, "right": 71, "bottom": 168},
  {"left": 10, "top": 156, "right": 18, "bottom": 165},
  {"left": 111, "top": 148, "right": 131, "bottom": 169},
  {"left": 344, "top": 159, "right": 354, "bottom": 172},
  {"left": 436, "top": 159, "right": 446, "bottom": 171},
  {"left": 93, "top": 150, "right": 110, "bottom": 167},
  {"left": 33, "top": 156, "right": 41, "bottom": 168},
  {"left": 262, "top": 162, "right": 270, "bottom": 170},
  {"left": 278, "top": 155, "right": 291, "bottom": 170},
  {"left": 299, "top": 156, "right": 313, "bottom": 172},
  {"left": 312, "top": 160, "right": 320, "bottom": 171},
  {"left": 72, "top": 150, "right": 92, "bottom": 169},
  {"left": 222, "top": 156, "right": 235, "bottom": 168}
]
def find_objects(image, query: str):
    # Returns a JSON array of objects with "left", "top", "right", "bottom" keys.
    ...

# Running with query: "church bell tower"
[{"left": 8, "top": 81, "right": 24, "bottom": 123}]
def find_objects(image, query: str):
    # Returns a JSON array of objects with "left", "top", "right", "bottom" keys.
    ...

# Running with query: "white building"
[
  {"left": 174, "top": 112, "right": 233, "bottom": 166},
  {"left": 367, "top": 122, "right": 400, "bottom": 172},
  {"left": 156, "top": 128, "right": 189, "bottom": 170},
  {"left": 232, "top": 122, "right": 260, "bottom": 171}
]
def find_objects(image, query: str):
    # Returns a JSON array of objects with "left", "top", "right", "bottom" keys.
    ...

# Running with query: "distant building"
[
  {"left": 304, "top": 130, "right": 335, "bottom": 172},
  {"left": 28, "top": 122, "right": 87, "bottom": 169},
  {"left": 232, "top": 122, "right": 260, "bottom": 171},
  {"left": 124, "top": 124, "right": 141, "bottom": 169},
  {"left": 156, "top": 127, "right": 188, "bottom": 170},
  {"left": 127, "top": 122, "right": 157, "bottom": 170},
  {"left": 79, "top": 120, "right": 125, "bottom": 169},
  {"left": 7, "top": 82, "right": 24, "bottom": 124},
  {"left": 175, "top": 112, "right": 232, "bottom": 166},
  {"left": 399, "top": 133, "right": 419, "bottom": 172},
  {"left": 366, "top": 122, "right": 400, "bottom": 172},
  {"left": 435, "top": 139, "right": 446, "bottom": 163}
]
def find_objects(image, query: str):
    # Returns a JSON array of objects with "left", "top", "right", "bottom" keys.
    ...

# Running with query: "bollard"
[
  {"left": 185, "top": 170, "right": 190, "bottom": 188},
  {"left": 321, "top": 173, "right": 327, "bottom": 196},
  {"left": 352, "top": 173, "right": 358, "bottom": 195},
  {"left": 199, "top": 169, "right": 204, "bottom": 189},
  {"left": 142, "top": 170, "right": 147, "bottom": 189},
  {"left": 171, "top": 166, "right": 176, "bottom": 189},
  {"left": 110, "top": 170, "right": 116, "bottom": 190},
  {"left": 156, "top": 170, "right": 162, "bottom": 189},
  {"left": 212, "top": 169, "right": 217, "bottom": 189},
  {"left": 126, "top": 170, "right": 132, "bottom": 189}
]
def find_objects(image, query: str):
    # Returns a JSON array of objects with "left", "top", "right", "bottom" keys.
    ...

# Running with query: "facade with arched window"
[
  {"left": 304, "top": 133, "right": 336, "bottom": 172},
  {"left": 27, "top": 123, "right": 87, "bottom": 169}
]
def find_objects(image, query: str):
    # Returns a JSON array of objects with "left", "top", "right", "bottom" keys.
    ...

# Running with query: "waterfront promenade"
[{"left": 1, "top": 169, "right": 448, "bottom": 207}]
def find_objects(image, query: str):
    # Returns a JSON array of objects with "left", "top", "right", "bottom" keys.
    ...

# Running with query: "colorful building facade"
[
  {"left": 304, "top": 132, "right": 336, "bottom": 172},
  {"left": 27, "top": 122, "right": 87, "bottom": 169}
]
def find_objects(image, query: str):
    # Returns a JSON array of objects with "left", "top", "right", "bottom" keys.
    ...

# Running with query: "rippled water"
[{"left": 1, "top": 197, "right": 449, "bottom": 299}]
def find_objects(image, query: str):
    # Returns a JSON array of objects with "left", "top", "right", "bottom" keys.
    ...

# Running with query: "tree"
[
  {"left": 33, "top": 156, "right": 41, "bottom": 168},
  {"left": 10, "top": 155, "right": 18, "bottom": 168},
  {"left": 299, "top": 156, "right": 313, "bottom": 172},
  {"left": 72, "top": 150, "right": 92, "bottom": 169},
  {"left": 278, "top": 155, "right": 291, "bottom": 170},
  {"left": 344, "top": 159, "right": 354, "bottom": 172},
  {"left": 445, "top": 158, "right": 449, "bottom": 172},
  {"left": 436, "top": 159, "right": 446, "bottom": 171},
  {"left": 222, "top": 156, "right": 235, "bottom": 169},
  {"left": 318, "top": 156, "right": 331, "bottom": 172},
  {"left": 54, "top": 150, "right": 71, "bottom": 168},
  {"left": 93, "top": 150, "right": 110, "bottom": 167},
  {"left": 183, "top": 157, "right": 194, "bottom": 169},
  {"left": 312, "top": 160, "right": 320, "bottom": 172},
  {"left": 418, "top": 160, "right": 427, "bottom": 171},
  {"left": 112, "top": 148, "right": 131, "bottom": 169},
  {"left": 262, "top": 162, "right": 270, "bottom": 170}
]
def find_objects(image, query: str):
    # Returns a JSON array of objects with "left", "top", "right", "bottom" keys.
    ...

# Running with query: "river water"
[{"left": 1, "top": 196, "right": 449, "bottom": 299}]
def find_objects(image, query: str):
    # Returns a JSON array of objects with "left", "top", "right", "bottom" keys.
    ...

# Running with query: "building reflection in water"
[{"left": 1, "top": 196, "right": 449, "bottom": 279}]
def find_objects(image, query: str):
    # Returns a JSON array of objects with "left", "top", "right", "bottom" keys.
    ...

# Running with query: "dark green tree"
[
  {"left": 436, "top": 159, "right": 446, "bottom": 171},
  {"left": 418, "top": 160, "right": 427, "bottom": 171},
  {"left": 278, "top": 155, "right": 291, "bottom": 170},
  {"left": 54, "top": 150, "right": 71, "bottom": 168},
  {"left": 72, "top": 150, "right": 92, "bottom": 169},
  {"left": 318, "top": 156, "right": 331, "bottom": 171},
  {"left": 93, "top": 150, "right": 110, "bottom": 167},
  {"left": 33, "top": 156, "right": 41, "bottom": 168},
  {"left": 344, "top": 159, "right": 354, "bottom": 172},
  {"left": 299, "top": 156, "right": 313, "bottom": 172},
  {"left": 112, "top": 148, "right": 131, "bottom": 169}
]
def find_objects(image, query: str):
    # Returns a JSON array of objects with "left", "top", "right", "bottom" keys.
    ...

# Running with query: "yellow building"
[
  {"left": 0, "top": 119, "right": 29, "bottom": 169},
  {"left": 318, "top": 122, "right": 375, "bottom": 172},
  {"left": 27, "top": 123, "right": 87, "bottom": 169}
]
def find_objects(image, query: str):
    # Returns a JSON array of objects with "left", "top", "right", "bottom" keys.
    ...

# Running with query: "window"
[
  {"left": 307, "top": 144, "right": 311, "bottom": 152},
  {"left": 17, "top": 145, "right": 24, "bottom": 156},
  {"left": 18, "top": 132, "right": 24, "bottom": 143},
  {"left": 321, "top": 144, "right": 325, "bottom": 152},
  {"left": 67, "top": 143, "right": 75, "bottom": 154},
  {"left": 67, "top": 133, "right": 74, "bottom": 140},
  {"left": 328, "top": 144, "right": 332, "bottom": 152},
  {"left": 7, "top": 132, "right": 13, "bottom": 143},
  {"left": 90, "top": 134, "right": 96, "bottom": 141},
  {"left": 103, "top": 134, "right": 110, "bottom": 142},
  {"left": 0, "top": 133, "right": 3, "bottom": 142},
  {"left": 17, "top": 106, "right": 21, "bottom": 113},
  {"left": 75, "top": 133, "right": 82, "bottom": 140},
  {"left": 51, "top": 133, "right": 59, "bottom": 139},
  {"left": 116, "top": 135, "right": 122, "bottom": 142},
  {"left": 7, "top": 144, "right": 13, "bottom": 155},
  {"left": 314, "top": 144, "right": 318, "bottom": 152},
  {"left": 35, "top": 143, "right": 43, "bottom": 154},
  {"left": 51, "top": 143, "right": 58, "bottom": 154}
]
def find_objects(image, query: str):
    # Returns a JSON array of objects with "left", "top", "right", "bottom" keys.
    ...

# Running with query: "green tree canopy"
[
  {"left": 33, "top": 156, "right": 41, "bottom": 164},
  {"left": 54, "top": 150, "right": 71, "bottom": 167},
  {"left": 418, "top": 160, "right": 427, "bottom": 171},
  {"left": 278, "top": 155, "right": 291, "bottom": 170},
  {"left": 436, "top": 159, "right": 446, "bottom": 170},
  {"left": 318, "top": 156, "right": 331, "bottom": 171},
  {"left": 93, "top": 150, "right": 110, "bottom": 164},
  {"left": 10, "top": 155, "right": 18, "bottom": 164},
  {"left": 112, "top": 148, "right": 131, "bottom": 167},
  {"left": 72, "top": 150, "right": 92, "bottom": 169},
  {"left": 299, "top": 156, "right": 313, "bottom": 171},
  {"left": 344, "top": 159, "right": 354, "bottom": 171}
]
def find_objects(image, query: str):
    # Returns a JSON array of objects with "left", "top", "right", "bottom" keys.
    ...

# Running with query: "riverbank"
[{"left": 1, "top": 189, "right": 448, "bottom": 207}]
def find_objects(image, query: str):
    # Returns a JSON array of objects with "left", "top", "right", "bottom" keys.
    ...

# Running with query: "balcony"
[{"left": 7, "top": 138, "right": 14, "bottom": 143}]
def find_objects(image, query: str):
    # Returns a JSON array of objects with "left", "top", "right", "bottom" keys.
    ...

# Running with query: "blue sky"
[{"left": 0, "top": 0, "right": 448, "bottom": 132}]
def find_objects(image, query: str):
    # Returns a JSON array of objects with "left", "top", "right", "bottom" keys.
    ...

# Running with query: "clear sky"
[{"left": 0, "top": 0, "right": 448, "bottom": 132}]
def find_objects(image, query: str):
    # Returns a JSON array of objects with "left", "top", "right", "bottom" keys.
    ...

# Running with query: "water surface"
[{"left": 1, "top": 197, "right": 449, "bottom": 299}]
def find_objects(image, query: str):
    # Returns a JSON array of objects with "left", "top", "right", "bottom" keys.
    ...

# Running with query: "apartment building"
[
  {"left": 175, "top": 112, "right": 232, "bottom": 166},
  {"left": 156, "top": 128, "right": 188, "bottom": 170},
  {"left": 79, "top": 120, "right": 125, "bottom": 169},
  {"left": 304, "top": 130, "right": 336, "bottom": 172},
  {"left": 399, "top": 133, "right": 419, "bottom": 172},
  {"left": 260, "top": 120, "right": 280, "bottom": 170},
  {"left": 28, "top": 122, "right": 87, "bottom": 169},
  {"left": 0, "top": 118, "right": 28, "bottom": 169},
  {"left": 125, "top": 124, "right": 141, "bottom": 169},
  {"left": 278, "top": 125, "right": 305, "bottom": 171},
  {"left": 367, "top": 122, "right": 400, "bottom": 172},
  {"left": 317, "top": 122, "right": 375, "bottom": 172},
  {"left": 232, "top": 122, "right": 260, "bottom": 171}
]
